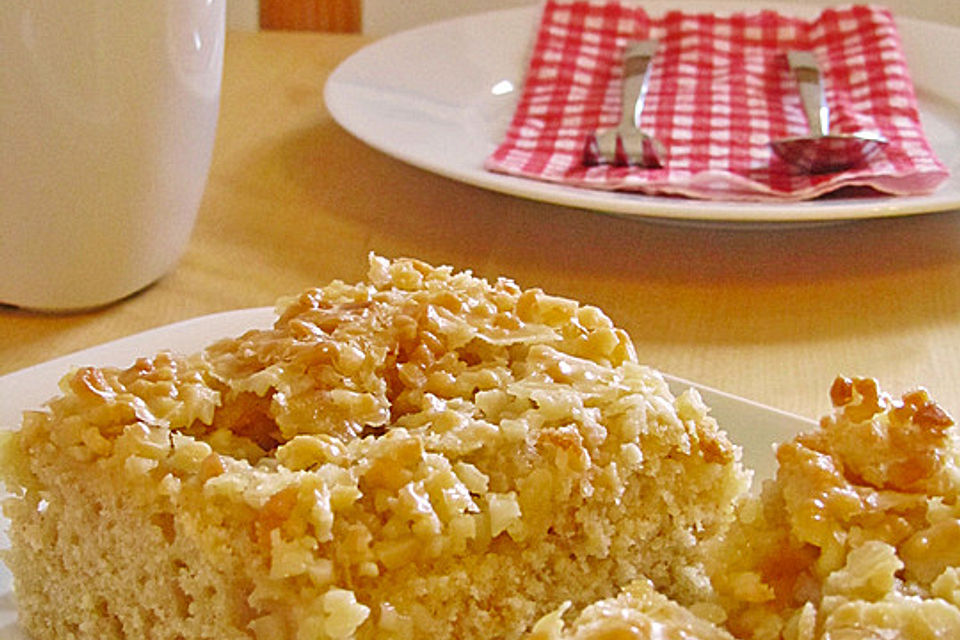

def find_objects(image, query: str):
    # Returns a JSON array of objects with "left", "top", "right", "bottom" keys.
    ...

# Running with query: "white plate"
[
  {"left": 324, "top": 2, "right": 960, "bottom": 224},
  {"left": 0, "top": 307, "right": 816, "bottom": 633}
]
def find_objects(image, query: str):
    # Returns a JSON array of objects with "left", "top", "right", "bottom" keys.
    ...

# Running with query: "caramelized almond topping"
[{"left": 829, "top": 376, "right": 854, "bottom": 407}]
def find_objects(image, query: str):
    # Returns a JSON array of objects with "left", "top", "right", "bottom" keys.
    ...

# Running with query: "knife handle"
[{"left": 620, "top": 40, "right": 658, "bottom": 129}]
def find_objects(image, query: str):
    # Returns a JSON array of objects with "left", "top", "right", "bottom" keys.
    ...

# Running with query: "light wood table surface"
[{"left": 3, "top": 29, "right": 960, "bottom": 423}]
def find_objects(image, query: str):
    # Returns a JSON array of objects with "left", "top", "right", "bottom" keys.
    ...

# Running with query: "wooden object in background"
[{"left": 260, "top": 0, "right": 361, "bottom": 32}]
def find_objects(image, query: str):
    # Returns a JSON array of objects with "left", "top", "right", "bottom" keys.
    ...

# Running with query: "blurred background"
[{"left": 227, "top": 0, "right": 960, "bottom": 34}]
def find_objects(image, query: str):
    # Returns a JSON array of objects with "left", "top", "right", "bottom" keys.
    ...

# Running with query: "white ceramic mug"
[{"left": 0, "top": 0, "right": 224, "bottom": 311}]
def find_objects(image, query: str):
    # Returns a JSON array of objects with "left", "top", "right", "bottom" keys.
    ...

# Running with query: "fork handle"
[
  {"left": 619, "top": 40, "right": 658, "bottom": 129},
  {"left": 787, "top": 50, "right": 830, "bottom": 137}
]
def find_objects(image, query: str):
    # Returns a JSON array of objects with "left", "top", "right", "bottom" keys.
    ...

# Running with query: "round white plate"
[
  {"left": 0, "top": 307, "right": 814, "bottom": 633},
  {"left": 324, "top": 2, "right": 960, "bottom": 223}
]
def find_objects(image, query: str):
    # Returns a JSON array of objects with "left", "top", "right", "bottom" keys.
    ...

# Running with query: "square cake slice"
[{"left": 2, "top": 255, "right": 749, "bottom": 639}]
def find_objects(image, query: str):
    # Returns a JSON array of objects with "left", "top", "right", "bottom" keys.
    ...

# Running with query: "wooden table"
[{"left": 3, "top": 29, "right": 960, "bottom": 423}]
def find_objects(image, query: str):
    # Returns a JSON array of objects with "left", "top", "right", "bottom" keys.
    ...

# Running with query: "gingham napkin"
[{"left": 485, "top": 0, "right": 948, "bottom": 201}]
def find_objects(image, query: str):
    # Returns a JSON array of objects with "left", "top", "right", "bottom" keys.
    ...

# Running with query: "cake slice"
[{"left": 1, "top": 255, "right": 748, "bottom": 639}]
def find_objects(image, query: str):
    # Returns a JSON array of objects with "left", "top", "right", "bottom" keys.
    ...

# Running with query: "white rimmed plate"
[
  {"left": 323, "top": 2, "right": 960, "bottom": 223},
  {"left": 0, "top": 307, "right": 816, "bottom": 634}
]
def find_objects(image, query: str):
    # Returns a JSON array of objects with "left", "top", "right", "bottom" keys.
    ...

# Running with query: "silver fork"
[{"left": 583, "top": 39, "right": 665, "bottom": 168}]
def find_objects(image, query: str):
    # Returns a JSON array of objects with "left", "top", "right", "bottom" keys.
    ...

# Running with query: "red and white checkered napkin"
[{"left": 484, "top": 1, "right": 949, "bottom": 201}]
